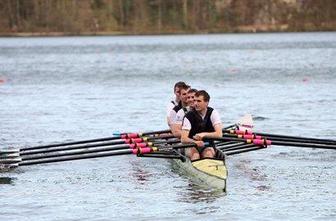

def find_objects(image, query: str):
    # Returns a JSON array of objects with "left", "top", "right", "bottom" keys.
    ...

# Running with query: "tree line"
[{"left": 0, "top": 0, "right": 335, "bottom": 35}]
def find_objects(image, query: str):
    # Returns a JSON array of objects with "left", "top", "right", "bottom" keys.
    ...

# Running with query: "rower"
[
  {"left": 167, "top": 84, "right": 190, "bottom": 131},
  {"left": 171, "top": 88, "right": 198, "bottom": 138},
  {"left": 166, "top": 81, "right": 188, "bottom": 127},
  {"left": 181, "top": 90, "right": 223, "bottom": 160}
]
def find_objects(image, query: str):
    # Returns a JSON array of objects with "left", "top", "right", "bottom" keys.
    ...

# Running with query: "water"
[{"left": 1, "top": 32, "right": 336, "bottom": 220}]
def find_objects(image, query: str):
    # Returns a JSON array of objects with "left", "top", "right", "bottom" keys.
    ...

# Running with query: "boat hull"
[{"left": 172, "top": 154, "right": 227, "bottom": 191}]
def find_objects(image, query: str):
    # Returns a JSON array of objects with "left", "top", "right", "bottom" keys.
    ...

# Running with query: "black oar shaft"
[
  {"left": 216, "top": 142, "right": 246, "bottom": 149},
  {"left": 20, "top": 129, "right": 172, "bottom": 152},
  {"left": 22, "top": 136, "right": 124, "bottom": 151},
  {"left": 260, "top": 135, "right": 336, "bottom": 145},
  {"left": 137, "top": 154, "right": 181, "bottom": 159},
  {"left": 21, "top": 143, "right": 133, "bottom": 156},
  {"left": 256, "top": 132, "right": 336, "bottom": 144},
  {"left": 271, "top": 140, "right": 336, "bottom": 149},
  {"left": 219, "top": 143, "right": 256, "bottom": 152},
  {"left": 141, "top": 129, "right": 171, "bottom": 136},
  {"left": 225, "top": 130, "right": 336, "bottom": 145},
  {"left": 22, "top": 144, "right": 137, "bottom": 161},
  {"left": 19, "top": 149, "right": 136, "bottom": 166},
  {"left": 21, "top": 139, "right": 128, "bottom": 154},
  {"left": 225, "top": 146, "right": 266, "bottom": 156},
  {"left": 223, "top": 124, "right": 237, "bottom": 130}
]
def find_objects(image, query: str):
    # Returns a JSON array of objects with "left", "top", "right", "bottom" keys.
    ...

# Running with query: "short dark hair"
[
  {"left": 188, "top": 88, "right": 198, "bottom": 94},
  {"left": 195, "top": 90, "right": 210, "bottom": 102},
  {"left": 180, "top": 84, "right": 190, "bottom": 91},
  {"left": 174, "top": 81, "right": 187, "bottom": 91}
]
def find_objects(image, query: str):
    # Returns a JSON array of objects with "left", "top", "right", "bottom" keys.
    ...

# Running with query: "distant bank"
[{"left": 1, "top": 0, "right": 335, "bottom": 37}]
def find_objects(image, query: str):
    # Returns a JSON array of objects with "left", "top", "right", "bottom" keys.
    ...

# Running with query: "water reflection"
[{"left": 129, "top": 161, "right": 152, "bottom": 186}]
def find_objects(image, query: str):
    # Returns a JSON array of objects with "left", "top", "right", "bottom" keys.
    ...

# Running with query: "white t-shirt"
[
  {"left": 167, "top": 99, "right": 180, "bottom": 126},
  {"left": 168, "top": 108, "right": 178, "bottom": 126},
  {"left": 174, "top": 107, "right": 191, "bottom": 125},
  {"left": 166, "top": 99, "right": 178, "bottom": 118},
  {"left": 182, "top": 109, "right": 222, "bottom": 131}
]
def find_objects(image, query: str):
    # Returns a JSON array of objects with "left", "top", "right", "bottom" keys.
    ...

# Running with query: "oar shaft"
[
  {"left": 21, "top": 144, "right": 146, "bottom": 161},
  {"left": 137, "top": 154, "right": 181, "bottom": 159},
  {"left": 271, "top": 140, "right": 336, "bottom": 149},
  {"left": 22, "top": 136, "right": 124, "bottom": 150},
  {"left": 21, "top": 129, "right": 172, "bottom": 151},
  {"left": 258, "top": 135, "right": 336, "bottom": 145},
  {"left": 256, "top": 132, "right": 336, "bottom": 144},
  {"left": 219, "top": 143, "right": 256, "bottom": 152},
  {"left": 225, "top": 130, "right": 336, "bottom": 145},
  {"left": 19, "top": 148, "right": 155, "bottom": 166},
  {"left": 225, "top": 146, "right": 266, "bottom": 156},
  {"left": 21, "top": 139, "right": 130, "bottom": 154},
  {"left": 141, "top": 129, "right": 171, "bottom": 136},
  {"left": 216, "top": 142, "right": 246, "bottom": 149},
  {"left": 21, "top": 143, "right": 134, "bottom": 156},
  {"left": 223, "top": 124, "right": 237, "bottom": 130},
  {"left": 210, "top": 136, "right": 336, "bottom": 150}
]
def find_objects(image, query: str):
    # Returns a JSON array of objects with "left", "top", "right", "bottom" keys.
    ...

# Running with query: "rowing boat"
[
  {"left": 172, "top": 150, "right": 227, "bottom": 191},
  {"left": 169, "top": 115, "right": 254, "bottom": 191}
]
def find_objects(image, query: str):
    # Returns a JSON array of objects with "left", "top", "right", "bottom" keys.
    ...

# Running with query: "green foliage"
[{"left": 0, "top": 0, "right": 335, "bottom": 35}]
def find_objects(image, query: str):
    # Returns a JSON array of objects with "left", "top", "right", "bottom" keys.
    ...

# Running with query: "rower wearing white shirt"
[
  {"left": 168, "top": 84, "right": 190, "bottom": 135},
  {"left": 181, "top": 90, "right": 223, "bottom": 160},
  {"left": 172, "top": 88, "right": 197, "bottom": 138},
  {"left": 166, "top": 81, "right": 188, "bottom": 126}
]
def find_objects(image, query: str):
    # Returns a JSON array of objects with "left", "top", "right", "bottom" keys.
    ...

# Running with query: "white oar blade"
[
  {"left": 0, "top": 148, "right": 20, "bottom": 154},
  {"left": 0, "top": 157, "right": 22, "bottom": 164},
  {"left": 237, "top": 114, "right": 254, "bottom": 131}
]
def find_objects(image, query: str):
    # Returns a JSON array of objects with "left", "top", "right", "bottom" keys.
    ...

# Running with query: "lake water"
[{"left": 0, "top": 32, "right": 336, "bottom": 220}]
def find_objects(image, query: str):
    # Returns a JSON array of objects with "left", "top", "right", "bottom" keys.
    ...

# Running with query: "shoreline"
[
  {"left": 0, "top": 30, "right": 334, "bottom": 38},
  {"left": 1, "top": 24, "right": 336, "bottom": 37}
]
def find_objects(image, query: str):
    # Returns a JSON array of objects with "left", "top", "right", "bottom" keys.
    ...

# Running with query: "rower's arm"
[
  {"left": 194, "top": 124, "right": 223, "bottom": 140},
  {"left": 181, "top": 116, "right": 192, "bottom": 143},
  {"left": 181, "top": 129, "right": 193, "bottom": 143},
  {"left": 171, "top": 123, "right": 182, "bottom": 138},
  {"left": 205, "top": 124, "right": 222, "bottom": 137},
  {"left": 182, "top": 129, "right": 205, "bottom": 147},
  {"left": 167, "top": 109, "right": 177, "bottom": 129}
]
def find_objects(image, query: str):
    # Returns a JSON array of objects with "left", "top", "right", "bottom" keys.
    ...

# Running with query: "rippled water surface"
[{"left": 1, "top": 33, "right": 336, "bottom": 220}]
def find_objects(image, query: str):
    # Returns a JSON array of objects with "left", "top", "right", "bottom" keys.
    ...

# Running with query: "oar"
[
  {"left": 21, "top": 139, "right": 181, "bottom": 161},
  {"left": 219, "top": 143, "right": 257, "bottom": 152},
  {"left": 18, "top": 147, "right": 158, "bottom": 166},
  {"left": 20, "top": 137, "right": 179, "bottom": 156},
  {"left": 225, "top": 146, "right": 267, "bottom": 156},
  {"left": 136, "top": 151, "right": 182, "bottom": 160},
  {"left": 0, "top": 152, "right": 20, "bottom": 158},
  {"left": 20, "top": 138, "right": 179, "bottom": 156},
  {"left": 21, "top": 142, "right": 152, "bottom": 161},
  {"left": 3, "top": 141, "right": 195, "bottom": 167},
  {"left": 223, "top": 124, "right": 237, "bottom": 130},
  {"left": 216, "top": 142, "right": 246, "bottom": 149},
  {"left": 225, "top": 129, "right": 336, "bottom": 145},
  {"left": 0, "top": 157, "right": 22, "bottom": 164},
  {"left": 265, "top": 140, "right": 336, "bottom": 150},
  {"left": 2, "top": 139, "right": 181, "bottom": 166},
  {"left": 222, "top": 132, "right": 333, "bottom": 146},
  {"left": 21, "top": 129, "right": 171, "bottom": 151},
  {"left": 14, "top": 142, "right": 202, "bottom": 167},
  {"left": 21, "top": 139, "right": 142, "bottom": 155},
  {"left": 206, "top": 137, "right": 336, "bottom": 150}
]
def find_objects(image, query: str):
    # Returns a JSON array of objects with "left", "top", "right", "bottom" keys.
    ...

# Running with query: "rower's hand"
[
  {"left": 193, "top": 133, "right": 207, "bottom": 141},
  {"left": 194, "top": 141, "right": 204, "bottom": 147}
]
